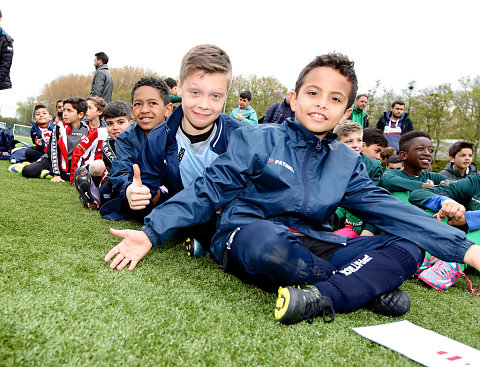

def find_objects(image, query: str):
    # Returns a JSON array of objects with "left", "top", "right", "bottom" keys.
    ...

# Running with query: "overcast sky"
[{"left": 1, "top": 0, "right": 479, "bottom": 118}]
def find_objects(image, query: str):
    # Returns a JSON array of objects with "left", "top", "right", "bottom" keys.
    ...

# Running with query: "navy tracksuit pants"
[{"left": 228, "top": 220, "right": 424, "bottom": 313}]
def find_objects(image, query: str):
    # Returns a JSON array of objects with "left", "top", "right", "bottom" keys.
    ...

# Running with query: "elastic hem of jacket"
[{"left": 142, "top": 224, "right": 161, "bottom": 247}]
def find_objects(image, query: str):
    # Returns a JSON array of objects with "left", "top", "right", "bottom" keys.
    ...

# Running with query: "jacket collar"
[{"left": 285, "top": 118, "right": 338, "bottom": 149}]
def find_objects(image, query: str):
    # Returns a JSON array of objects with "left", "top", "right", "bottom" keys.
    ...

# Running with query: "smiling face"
[
  {"left": 179, "top": 70, "right": 229, "bottom": 135},
  {"left": 400, "top": 136, "right": 433, "bottom": 175},
  {"left": 451, "top": 148, "right": 473, "bottom": 172},
  {"left": 132, "top": 86, "right": 173, "bottom": 132},
  {"left": 105, "top": 116, "right": 133, "bottom": 140},
  {"left": 338, "top": 130, "right": 363, "bottom": 154},
  {"left": 290, "top": 67, "right": 352, "bottom": 139},
  {"left": 33, "top": 108, "right": 51, "bottom": 127},
  {"left": 239, "top": 97, "right": 250, "bottom": 109}
]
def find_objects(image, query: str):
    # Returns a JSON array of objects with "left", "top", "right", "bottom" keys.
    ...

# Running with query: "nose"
[{"left": 198, "top": 94, "right": 209, "bottom": 109}]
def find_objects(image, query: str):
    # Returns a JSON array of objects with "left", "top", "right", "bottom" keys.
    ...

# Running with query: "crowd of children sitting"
[{"left": 6, "top": 44, "right": 480, "bottom": 326}]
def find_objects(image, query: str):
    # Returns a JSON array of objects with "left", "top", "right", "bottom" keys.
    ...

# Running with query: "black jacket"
[{"left": 0, "top": 28, "right": 13, "bottom": 90}]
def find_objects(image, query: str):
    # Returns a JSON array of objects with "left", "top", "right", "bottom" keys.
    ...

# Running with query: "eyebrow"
[{"left": 303, "top": 84, "right": 346, "bottom": 98}]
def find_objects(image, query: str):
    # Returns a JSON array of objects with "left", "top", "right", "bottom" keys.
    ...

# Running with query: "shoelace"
[
  {"left": 431, "top": 263, "right": 480, "bottom": 296},
  {"left": 305, "top": 296, "right": 335, "bottom": 324},
  {"left": 460, "top": 272, "right": 480, "bottom": 296}
]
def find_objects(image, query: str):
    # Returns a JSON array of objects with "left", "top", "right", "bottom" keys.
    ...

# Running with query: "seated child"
[
  {"left": 22, "top": 97, "right": 89, "bottom": 182},
  {"left": 74, "top": 101, "right": 134, "bottom": 210},
  {"left": 381, "top": 131, "right": 451, "bottom": 192},
  {"left": 439, "top": 140, "right": 478, "bottom": 180},
  {"left": 25, "top": 104, "right": 54, "bottom": 163},
  {"left": 362, "top": 127, "right": 388, "bottom": 161},
  {"left": 164, "top": 77, "right": 182, "bottom": 104},
  {"left": 332, "top": 120, "right": 381, "bottom": 237},
  {"left": 85, "top": 96, "right": 107, "bottom": 130},
  {"left": 386, "top": 155, "right": 403, "bottom": 170},
  {"left": 105, "top": 53, "right": 480, "bottom": 326},
  {"left": 230, "top": 90, "right": 258, "bottom": 125},
  {"left": 122, "top": 44, "right": 242, "bottom": 255},
  {"left": 99, "top": 76, "right": 173, "bottom": 219},
  {"left": 380, "top": 146, "right": 396, "bottom": 170},
  {"left": 409, "top": 176, "right": 480, "bottom": 294}
]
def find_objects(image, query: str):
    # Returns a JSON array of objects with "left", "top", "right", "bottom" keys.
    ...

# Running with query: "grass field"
[{"left": 0, "top": 160, "right": 479, "bottom": 366}]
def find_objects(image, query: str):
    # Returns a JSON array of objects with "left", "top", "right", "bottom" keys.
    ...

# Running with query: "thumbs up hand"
[{"left": 126, "top": 164, "right": 152, "bottom": 210}]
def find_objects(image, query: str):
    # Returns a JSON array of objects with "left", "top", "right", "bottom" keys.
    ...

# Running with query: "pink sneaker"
[
  {"left": 332, "top": 225, "right": 359, "bottom": 238},
  {"left": 418, "top": 261, "right": 462, "bottom": 291},
  {"left": 414, "top": 255, "right": 438, "bottom": 277}
]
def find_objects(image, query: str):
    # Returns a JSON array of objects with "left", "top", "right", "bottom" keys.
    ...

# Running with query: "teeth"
[{"left": 311, "top": 113, "right": 326, "bottom": 119}]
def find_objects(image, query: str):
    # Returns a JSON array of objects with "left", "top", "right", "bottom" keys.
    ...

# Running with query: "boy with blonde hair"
[{"left": 120, "top": 44, "right": 242, "bottom": 254}]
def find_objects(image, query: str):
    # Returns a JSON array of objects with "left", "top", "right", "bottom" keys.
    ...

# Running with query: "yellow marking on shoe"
[{"left": 274, "top": 287, "right": 290, "bottom": 320}]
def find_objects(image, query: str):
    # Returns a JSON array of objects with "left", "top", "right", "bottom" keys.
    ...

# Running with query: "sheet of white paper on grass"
[{"left": 352, "top": 320, "right": 480, "bottom": 366}]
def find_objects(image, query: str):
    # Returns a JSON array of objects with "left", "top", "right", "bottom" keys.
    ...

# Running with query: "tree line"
[{"left": 8, "top": 68, "right": 480, "bottom": 158}]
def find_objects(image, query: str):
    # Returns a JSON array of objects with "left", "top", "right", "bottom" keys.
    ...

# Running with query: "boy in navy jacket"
[
  {"left": 121, "top": 44, "right": 242, "bottom": 252},
  {"left": 105, "top": 53, "right": 480, "bottom": 325}
]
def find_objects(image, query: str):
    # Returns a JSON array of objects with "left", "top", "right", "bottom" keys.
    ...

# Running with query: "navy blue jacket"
[
  {"left": 111, "top": 123, "right": 146, "bottom": 193},
  {"left": 263, "top": 100, "right": 294, "bottom": 124},
  {"left": 142, "top": 118, "right": 473, "bottom": 265},
  {"left": 121, "top": 105, "right": 243, "bottom": 206},
  {"left": 30, "top": 121, "right": 54, "bottom": 151}
]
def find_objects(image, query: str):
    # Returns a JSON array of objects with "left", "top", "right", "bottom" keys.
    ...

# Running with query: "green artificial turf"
[{"left": 0, "top": 160, "right": 479, "bottom": 366}]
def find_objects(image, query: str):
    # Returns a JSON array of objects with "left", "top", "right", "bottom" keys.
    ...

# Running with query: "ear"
[
  {"left": 78, "top": 112, "right": 85, "bottom": 120},
  {"left": 289, "top": 92, "right": 297, "bottom": 112},
  {"left": 449, "top": 155, "right": 455, "bottom": 163},
  {"left": 399, "top": 151, "right": 407, "bottom": 161},
  {"left": 177, "top": 81, "right": 183, "bottom": 98},
  {"left": 164, "top": 103, "right": 174, "bottom": 118},
  {"left": 340, "top": 107, "right": 353, "bottom": 123}
]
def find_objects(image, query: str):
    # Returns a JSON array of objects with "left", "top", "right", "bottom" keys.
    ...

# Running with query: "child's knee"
[{"left": 89, "top": 160, "right": 106, "bottom": 177}]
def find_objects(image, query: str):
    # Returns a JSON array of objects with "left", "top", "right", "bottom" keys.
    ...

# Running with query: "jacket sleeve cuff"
[
  {"left": 141, "top": 225, "right": 161, "bottom": 247},
  {"left": 423, "top": 195, "right": 451, "bottom": 212},
  {"left": 464, "top": 211, "right": 480, "bottom": 232}
]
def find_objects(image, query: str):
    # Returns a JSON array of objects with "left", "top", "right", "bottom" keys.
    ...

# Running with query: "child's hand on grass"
[
  {"left": 105, "top": 228, "right": 153, "bottom": 271},
  {"left": 126, "top": 164, "right": 152, "bottom": 210},
  {"left": 51, "top": 175, "right": 64, "bottom": 183}
]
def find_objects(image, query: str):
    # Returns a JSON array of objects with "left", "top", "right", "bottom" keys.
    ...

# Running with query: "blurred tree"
[
  {"left": 110, "top": 66, "right": 157, "bottom": 102},
  {"left": 452, "top": 76, "right": 480, "bottom": 151},
  {"left": 414, "top": 84, "right": 454, "bottom": 162},
  {"left": 37, "top": 74, "right": 91, "bottom": 112},
  {"left": 15, "top": 97, "right": 37, "bottom": 124},
  {"left": 225, "top": 75, "right": 287, "bottom": 120}
]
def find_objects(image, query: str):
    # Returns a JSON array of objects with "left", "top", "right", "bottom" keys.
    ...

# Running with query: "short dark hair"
[
  {"left": 103, "top": 101, "right": 132, "bottom": 120},
  {"left": 131, "top": 76, "right": 170, "bottom": 106},
  {"left": 63, "top": 97, "right": 88, "bottom": 115},
  {"left": 356, "top": 94, "right": 368, "bottom": 101},
  {"left": 56, "top": 99, "right": 63, "bottom": 105},
  {"left": 399, "top": 131, "right": 431, "bottom": 152},
  {"left": 387, "top": 155, "right": 403, "bottom": 164},
  {"left": 363, "top": 127, "right": 388, "bottom": 147},
  {"left": 295, "top": 53, "right": 358, "bottom": 109},
  {"left": 34, "top": 104, "right": 48, "bottom": 112},
  {"left": 448, "top": 140, "right": 475, "bottom": 158},
  {"left": 0, "top": 10, "right": 2, "bottom": 18},
  {"left": 391, "top": 100, "right": 405, "bottom": 108},
  {"left": 240, "top": 90, "right": 252, "bottom": 100},
  {"left": 95, "top": 52, "right": 109, "bottom": 65},
  {"left": 380, "top": 146, "right": 397, "bottom": 160},
  {"left": 164, "top": 77, "right": 177, "bottom": 89}
]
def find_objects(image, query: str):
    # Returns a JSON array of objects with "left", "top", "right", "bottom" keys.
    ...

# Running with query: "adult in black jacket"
[
  {"left": 262, "top": 90, "right": 295, "bottom": 124},
  {"left": 0, "top": 10, "right": 14, "bottom": 90},
  {"left": 376, "top": 100, "right": 413, "bottom": 152}
]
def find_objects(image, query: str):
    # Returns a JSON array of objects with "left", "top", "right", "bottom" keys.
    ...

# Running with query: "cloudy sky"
[{"left": 1, "top": 0, "right": 479, "bottom": 117}]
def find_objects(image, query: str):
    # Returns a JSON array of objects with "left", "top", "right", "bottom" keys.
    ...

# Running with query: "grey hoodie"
[{"left": 439, "top": 161, "right": 479, "bottom": 180}]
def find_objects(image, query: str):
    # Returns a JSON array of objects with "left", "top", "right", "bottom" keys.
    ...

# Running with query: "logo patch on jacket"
[{"left": 267, "top": 157, "right": 295, "bottom": 173}]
